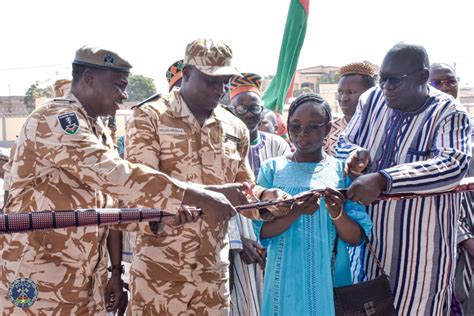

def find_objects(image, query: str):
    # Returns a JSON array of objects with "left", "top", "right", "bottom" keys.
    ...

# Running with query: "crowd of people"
[{"left": 0, "top": 38, "right": 472, "bottom": 316}]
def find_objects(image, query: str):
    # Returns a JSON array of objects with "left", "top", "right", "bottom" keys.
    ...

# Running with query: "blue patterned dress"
[{"left": 253, "top": 156, "right": 372, "bottom": 316}]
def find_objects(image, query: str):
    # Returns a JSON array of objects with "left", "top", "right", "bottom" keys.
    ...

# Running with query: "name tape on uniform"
[{"left": 158, "top": 126, "right": 186, "bottom": 135}]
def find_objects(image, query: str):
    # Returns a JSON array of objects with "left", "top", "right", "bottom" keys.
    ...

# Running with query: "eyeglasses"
[
  {"left": 234, "top": 104, "right": 263, "bottom": 115},
  {"left": 379, "top": 69, "right": 425, "bottom": 87},
  {"left": 429, "top": 79, "right": 457, "bottom": 87},
  {"left": 288, "top": 122, "right": 329, "bottom": 134}
]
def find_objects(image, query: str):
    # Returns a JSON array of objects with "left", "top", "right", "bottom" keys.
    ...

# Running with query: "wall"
[{"left": 0, "top": 110, "right": 132, "bottom": 148}]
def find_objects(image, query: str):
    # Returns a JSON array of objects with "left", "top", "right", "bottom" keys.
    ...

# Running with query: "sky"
[{"left": 0, "top": 0, "right": 473, "bottom": 96}]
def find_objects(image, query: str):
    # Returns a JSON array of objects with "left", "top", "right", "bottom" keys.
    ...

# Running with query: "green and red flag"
[{"left": 262, "top": 0, "right": 309, "bottom": 114}]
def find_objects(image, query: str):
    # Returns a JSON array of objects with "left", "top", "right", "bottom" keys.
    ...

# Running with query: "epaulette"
[
  {"left": 132, "top": 93, "right": 162, "bottom": 109},
  {"left": 53, "top": 98, "right": 76, "bottom": 104}
]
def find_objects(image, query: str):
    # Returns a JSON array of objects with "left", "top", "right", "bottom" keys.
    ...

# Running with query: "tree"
[
  {"left": 292, "top": 87, "right": 313, "bottom": 98},
  {"left": 318, "top": 72, "right": 341, "bottom": 84},
  {"left": 24, "top": 81, "right": 53, "bottom": 113},
  {"left": 126, "top": 74, "right": 157, "bottom": 102}
]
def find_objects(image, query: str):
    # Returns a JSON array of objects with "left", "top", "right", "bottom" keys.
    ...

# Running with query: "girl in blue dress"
[{"left": 254, "top": 93, "right": 372, "bottom": 315}]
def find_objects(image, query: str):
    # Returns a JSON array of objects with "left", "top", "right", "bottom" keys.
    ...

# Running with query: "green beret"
[{"left": 73, "top": 45, "right": 132, "bottom": 73}]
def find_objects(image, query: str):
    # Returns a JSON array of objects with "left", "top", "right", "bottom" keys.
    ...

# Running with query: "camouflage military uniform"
[
  {"left": 126, "top": 89, "right": 254, "bottom": 315},
  {"left": 0, "top": 93, "right": 188, "bottom": 315}
]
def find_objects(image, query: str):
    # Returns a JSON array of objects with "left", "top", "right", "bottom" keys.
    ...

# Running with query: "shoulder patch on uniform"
[
  {"left": 58, "top": 112, "right": 80, "bottom": 135},
  {"left": 8, "top": 277, "right": 38, "bottom": 308}
]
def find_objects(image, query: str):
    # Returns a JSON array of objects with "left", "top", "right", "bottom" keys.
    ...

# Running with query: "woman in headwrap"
[{"left": 228, "top": 73, "right": 291, "bottom": 316}]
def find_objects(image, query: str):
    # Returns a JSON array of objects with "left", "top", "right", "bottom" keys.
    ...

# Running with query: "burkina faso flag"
[{"left": 262, "top": 0, "right": 310, "bottom": 114}]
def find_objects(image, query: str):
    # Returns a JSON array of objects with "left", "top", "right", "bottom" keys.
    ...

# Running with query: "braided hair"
[{"left": 287, "top": 93, "right": 332, "bottom": 128}]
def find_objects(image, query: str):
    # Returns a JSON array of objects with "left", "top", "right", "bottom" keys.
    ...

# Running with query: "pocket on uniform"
[
  {"left": 18, "top": 230, "right": 95, "bottom": 303},
  {"left": 221, "top": 141, "right": 242, "bottom": 182},
  {"left": 159, "top": 132, "right": 189, "bottom": 158},
  {"left": 41, "top": 228, "right": 94, "bottom": 263},
  {"left": 223, "top": 141, "right": 242, "bottom": 161}
]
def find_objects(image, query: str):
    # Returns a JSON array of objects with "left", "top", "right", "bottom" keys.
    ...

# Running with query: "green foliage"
[
  {"left": 292, "top": 86, "right": 314, "bottom": 98},
  {"left": 24, "top": 81, "right": 53, "bottom": 113},
  {"left": 318, "top": 72, "right": 341, "bottom": 84},
  {"left": 126, "top": 74, "right": 157, "bottom": 102}
]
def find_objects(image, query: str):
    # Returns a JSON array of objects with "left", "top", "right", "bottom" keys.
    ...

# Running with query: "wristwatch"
[{"left": 107, "top": 264, "right": 125, "bottom": 274}]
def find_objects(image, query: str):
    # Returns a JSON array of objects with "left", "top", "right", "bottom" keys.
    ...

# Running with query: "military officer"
[
  {"left": 126, "top": 38, "right": 295, "bottom": 315},
  {"left": 0, "top": 45, "right": 238, "bottom": 315}
]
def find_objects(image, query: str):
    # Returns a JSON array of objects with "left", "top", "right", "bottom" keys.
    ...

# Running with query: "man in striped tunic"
[{"left": 337, "top": 43, "right": 472, "bottom": 315}]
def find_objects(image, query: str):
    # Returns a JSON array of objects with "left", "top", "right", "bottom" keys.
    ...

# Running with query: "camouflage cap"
[
  {"left": 184, "top": 38, "right": 240, "bottom": 76},
  {"left": 73, "top": 45, "right": 132, "bottom": 73}
]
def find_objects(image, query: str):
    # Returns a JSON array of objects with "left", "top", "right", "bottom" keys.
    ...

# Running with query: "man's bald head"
[
  {"left": 429, "top": 63, "right": 458, "bottom": 98},
  {"left": 380, "top": 43, "right": 430, "bottom": 112},
  {"left": 383, "top": 43, "right": 430, "bottom": 71},
  {"left": 430, "top": 63, "right": 455, "bottom": 73}
]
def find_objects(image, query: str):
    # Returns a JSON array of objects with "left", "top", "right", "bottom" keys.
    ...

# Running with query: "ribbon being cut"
[{"left": 1, "top": 177, "right": 473, "bottom": 234}]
